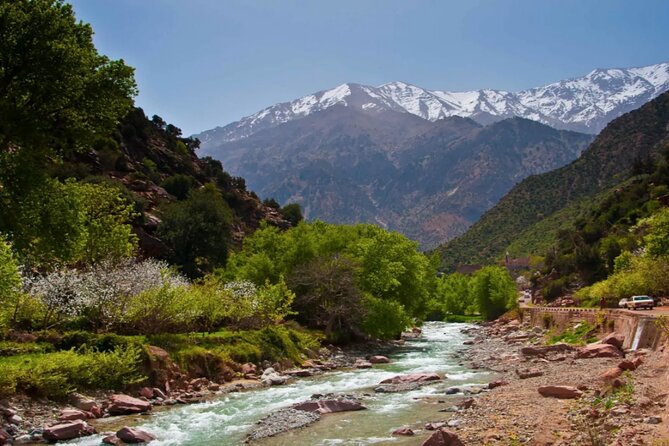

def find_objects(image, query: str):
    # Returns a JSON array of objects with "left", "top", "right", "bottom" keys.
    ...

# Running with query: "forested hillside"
[{"left": 437, "top": 91, "right": 669, "bottom": 270}]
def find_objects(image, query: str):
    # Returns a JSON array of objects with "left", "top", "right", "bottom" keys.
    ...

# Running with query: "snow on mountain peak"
[{"left": 202, "top": 61, "right": 669, "bottom": 143}]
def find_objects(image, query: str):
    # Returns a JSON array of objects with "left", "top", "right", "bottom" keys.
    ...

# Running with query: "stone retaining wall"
[{"left": 521, "top": 307, "right": 667, "bottom": 350}]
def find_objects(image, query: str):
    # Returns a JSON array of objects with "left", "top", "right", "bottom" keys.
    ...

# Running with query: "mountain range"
[
  {"left": 196, "top": 62, "right": 669, "bottom": 247},
  {"left": 200, "top": 62, "right": 669, "bottom": 141}
]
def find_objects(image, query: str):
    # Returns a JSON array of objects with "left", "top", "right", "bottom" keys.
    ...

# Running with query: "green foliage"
[
  {"left": 640, "top": 208, "right": 669, "bottom": 257},
  {"left": 471, "top": 266, "right": 517, "bottom": 320},
  {"left": 547, "top": 322, "right": 597, "bottom": 345},
  {"left": 576, "top": 254, "right": 669, "bottom": 305},
  {"left": 280, "top": 203, "right": 304, "bottom": 226},
  {"left": 0, "top": 0, "right": 136, "bottom": 154},
  {"left": 361, "top": 295, "right": 411, "bottom": 340},
  {"left": 149, "top": 325, "right": 320, "bottom": 373},
  {"left": 158, "top": 184, "right": 233, "bottom": 277},
  {"left": 0, "top": 238, "right": 20, "bottom": 304},
  {"left": 431, "top": 273, "right": 474, "bottom": 317},
  {"left": 162, "top": 174, "right": 197, "bottom": 200},
  {"left": 124, "top": 283, "right": 196, "bottom": 335},
  {"left": 0, "top": 345, "right": 145, "bottom": 398},
  {"left": 9, "top": 179, "right": 137, "bottom": 266},
  {"left": 223, "top": 221, "right": 436, "bottom": 339}
]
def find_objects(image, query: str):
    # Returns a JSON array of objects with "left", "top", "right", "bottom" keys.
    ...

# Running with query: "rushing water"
[{"left": 71, "top": 322, "right": 490, "bottom": 446}]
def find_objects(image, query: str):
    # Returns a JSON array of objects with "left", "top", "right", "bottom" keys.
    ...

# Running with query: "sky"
[{"left": 69, "top": 0, "right": 669, "bottom": 136}]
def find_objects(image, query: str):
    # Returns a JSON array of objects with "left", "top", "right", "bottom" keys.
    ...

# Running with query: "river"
[{"left": 71, "top": 322, "right": 490, "bottom": 445}]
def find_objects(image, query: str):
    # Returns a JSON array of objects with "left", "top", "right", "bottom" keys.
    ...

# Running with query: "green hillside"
[{"left": 437, "top": 91, "right": 669, "bottom": 271}]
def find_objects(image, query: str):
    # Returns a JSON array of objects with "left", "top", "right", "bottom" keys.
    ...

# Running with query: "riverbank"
[
  {"left": 451, "top": 317, "right": 669, "bottom": 445},
  {"left": 7, "top": 322, "right": 485, "bottom": 445}
]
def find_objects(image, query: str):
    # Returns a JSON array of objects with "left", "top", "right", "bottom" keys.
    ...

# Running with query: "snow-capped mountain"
[{"left": 198, "top": 62, "right": 669, "bottom": 143}]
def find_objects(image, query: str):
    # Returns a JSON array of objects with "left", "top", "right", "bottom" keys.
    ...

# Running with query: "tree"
[
  {"left": 158, "top": 184, "right": 233, "bottom": 277},
  {"left": 288, "top": 256, "right": 365, "bottom": 340},
  {"left": 0, "top": 0, "right": 136, "bottom": 180},
  {"left": 0, "top": 237, "right": 20, "bottom": 307},
  {"left": 472, "top": 266, "right": 517, "bottom": 320},
  {"left": 280, "top": 203, "right": 304, "bottom": 226},
  {"left": 0, "top": 0, "right": 137, "bottom": 258},
  {"left": 433, "top": 273, "right": 474, "bottom": 316}
]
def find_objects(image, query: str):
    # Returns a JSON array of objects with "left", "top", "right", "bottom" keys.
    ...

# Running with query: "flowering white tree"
[{"left": 24, "top": 259, "right": 189, "bottom": 329}]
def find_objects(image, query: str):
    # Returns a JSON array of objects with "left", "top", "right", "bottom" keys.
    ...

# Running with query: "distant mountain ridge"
[
  {"left": 198, "top": 62, "right": 669, "bottom": 143},
  {"left": 198, "top": 101, "right": 593, "bottom": 247}
]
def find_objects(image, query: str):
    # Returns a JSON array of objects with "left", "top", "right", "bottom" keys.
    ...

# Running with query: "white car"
[
  {"left": 618, "top": 298, "right": 629, "bottom": 308},
  {"left": 626, "top": 295, "right": 654, "bottom": 310}
]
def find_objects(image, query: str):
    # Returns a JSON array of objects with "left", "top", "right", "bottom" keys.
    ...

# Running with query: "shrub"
[
  {"left": 0, "top": 345, "right": 145, "bottom": 398},
  {"left": 162, "top": 174, "right": 197, "bottom": 200},
  {"left": 123, "top": 283, "right": 196, "bottom": 334}
]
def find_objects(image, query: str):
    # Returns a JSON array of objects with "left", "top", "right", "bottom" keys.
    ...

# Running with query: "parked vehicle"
[
  {"left": 625, "top": 295, "right": 655, "bottom": 310},
  {"left": 618, "top": 298, "right": 629, "bottom": 308}
]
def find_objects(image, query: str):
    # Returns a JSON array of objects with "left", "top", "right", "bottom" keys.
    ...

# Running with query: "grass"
[{"left": 547, "top": 322, "right": 597, "bottom": 345}]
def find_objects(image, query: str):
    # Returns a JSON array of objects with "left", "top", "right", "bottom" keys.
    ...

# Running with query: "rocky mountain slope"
[
  {"left": 55, "top": 108, "right": 291, "bottom": 258},
  {"left": 200, "top": 102, "right": 593, "bottom": 247},
  {"left": 436, "top": 90, "right": 669, "bottom": 270},
  {"left": 198, "top": 62, "right": 669, "bottom": 142}
]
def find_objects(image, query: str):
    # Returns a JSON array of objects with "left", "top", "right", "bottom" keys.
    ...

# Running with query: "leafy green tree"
[
  {"left": 0, "top": 236, "right": 21, "bottom": 310},
  {"left": 12, "top": 179, "right": 137, "bottom": 266},
  {"left": 361, "top": 294, "right": 410, "bottom": 340},
  {"left": 0, "top": 0, "right": 137, "bottom": 267},
  {"left": 472, "top": 266, "right": 517, "bottom": 320},
  {"left": 158, "top": 184, "right": 233, "bottom": 277},
  {"left": 433, "top": 273, "right": 473, "bottom": 316},
  {"left": 641, "top": 208, "right": 669, "bottom": 257},
  {"left": 280, "top": 203, "right": 304, "bottom": 226},
  {"left": 0, "top": 0, "right": 136, "bottom": 189}
]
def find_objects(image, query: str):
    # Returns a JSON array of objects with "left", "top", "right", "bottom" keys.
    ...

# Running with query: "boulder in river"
[
  {"left": 116, "top": 426, "right": 156, "bottom": 443},
  {"left": 369, "top": 356, "right": 390, "bottom": 364},
  {"left": 380, "top": 373, "right": 441, "bottom": 385},
  {"left": 354, "top": 359, "right": 373, "bottom": 369},
  {"left": 43, "top": 421, "right": 95, "bottom": 442},
  {"left": 292, "top": 398, "right": 366, "bottom": 414},
  {"left": 392, "top": 427, "right": 414, "bottom": 436},
  {"left": 375, "top": 382, "right": 421, "bottom": 393},
  {"left": 261, "top": 368, "right": 290, "bottom": 386}
]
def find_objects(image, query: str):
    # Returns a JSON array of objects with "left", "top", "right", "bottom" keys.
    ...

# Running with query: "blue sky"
[{"left": 69, "top": 0, "right": 669, "bottom": 135}]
